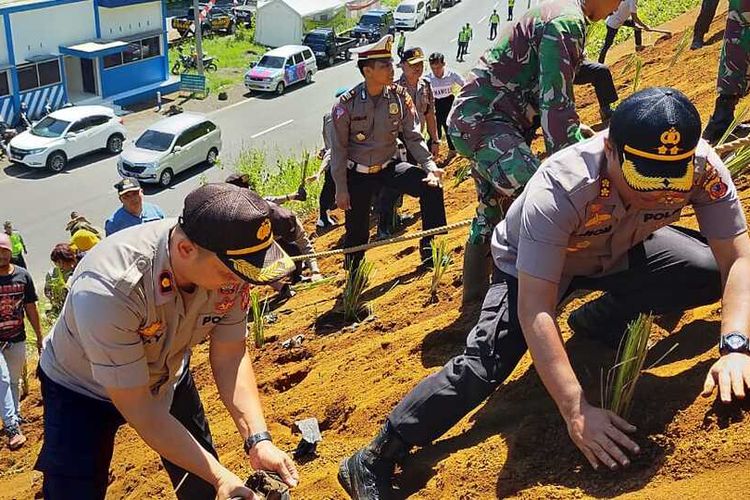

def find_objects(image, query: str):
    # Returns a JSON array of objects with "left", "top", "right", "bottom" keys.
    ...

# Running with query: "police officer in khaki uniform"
[
  {"left": 35, "top": 184, "right": 300, "bottom": 500},
  {"left": 331, "top": 35, "right": 447, "bottom": 270},
  {"left": 339, "top": 88, "right": 750, "bottom": 499},
  {"left": 379, "top": 46, "right": 442, "bottom": 237}
]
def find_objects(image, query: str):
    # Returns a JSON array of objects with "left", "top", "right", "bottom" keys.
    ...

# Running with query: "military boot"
[
  {"left": 338, "top": 423, "right": 410, "bottom": 500},
  {"left": 567, "top": 293, "right": 634, "bottom": 349},
  {"left": 703, "top": 95, "right": 750, "bottom": 144},
  {"left": 461, "top": 241, "right": 492, "bottom": 305}
]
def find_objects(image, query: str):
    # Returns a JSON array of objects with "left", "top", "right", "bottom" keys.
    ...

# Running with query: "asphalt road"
[{"left": 0, "top": 0, "right": 539, "bottom": 284}]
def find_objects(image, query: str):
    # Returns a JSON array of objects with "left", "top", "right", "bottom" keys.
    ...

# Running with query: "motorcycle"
[
  {"left": 0, "top": 102, "right": 32, "bottom": 160},
  {"left": 171, "top": 45, "right": 218, "bottom": 74}
]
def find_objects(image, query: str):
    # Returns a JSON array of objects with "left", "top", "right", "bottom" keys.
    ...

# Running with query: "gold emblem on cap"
[
  {"left": 389, "top": 103, "right": 399, "bottom": 115},
  {"left": 356, "top": 132, "right": 366, "bottom": 142},
  {"left": 657, "top": 127, "right": 682, "bottom": 155},
  {"left": 257, "top": 219, "right": 271, "bottom": 241}
]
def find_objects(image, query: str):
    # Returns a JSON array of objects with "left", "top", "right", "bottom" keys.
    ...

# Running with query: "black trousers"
[
  {"left": 319, "top": 166, "right": 336, "bottom": 221},
  {"left": 387, "top": 226, "right": 721, "bottom": 445},
  {"left": 344, "top": 162, "right": 446, "bottom": 270},
  {"left": 10, "top": 254, "right": 26, "bottom": 270},
  {"left": 598, "top": 21, "right": 643, "bottom": 63},
  {"left": 457, "top": 42, "right": 468, "bottom": 60},
  {"left": 435, "top": 96, "right": 456, "bottom": 151},
  {"left": 693, "top": 0, "right": 720, "bottom": 41},
  {"left": 490, "top": 23, "right": 498, "bottom": 40},
  {"left": 574, "top": 60, "right": 619, "bottom": 110},
  {"left": 35, "top": 368, "right": 218, "bottom": 500},
  {"left": 507, "top": 5, "right": 513, "bottom": 20}
]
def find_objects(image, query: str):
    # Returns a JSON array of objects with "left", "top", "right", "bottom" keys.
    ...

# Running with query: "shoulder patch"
[{"left": 339, "top": 88, "right": 356, "bottom": 103}]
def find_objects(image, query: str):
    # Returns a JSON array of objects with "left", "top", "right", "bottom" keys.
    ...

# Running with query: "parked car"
[
  {"left": 233, "top": 0, "right": 255, "bottom": 27},
  {"left": 118, "top": 113, "right": 221, "bottom": 187},
  {"left": 425, "top": 0, "right": 442, "bottom": 15},
  {"left": 352, "top": 9, "right": 395, "bottom": 44},
  {"left": 302, "top": 28, "right": 357, "bottom": 67},
  {"left": 172, "top": 5, "right": 236, "bottom": 38},
  {"left": 9, "top": 105, "right": 126, "bottom": 173},
  {"left": 442, "top": 0, "right": 460, "bottom": 7},
  {"left": 395, "top": 0, "right": 427, "bottom": 29},
  {"left": 244, "top": 45, "right": 317, "bottom": 95}
]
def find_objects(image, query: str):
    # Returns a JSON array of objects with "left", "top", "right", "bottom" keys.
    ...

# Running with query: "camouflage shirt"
[
  {"left": 449, "top": 0, "right": 588, "bottom": 154},
  {"left": 717, "top": 0, "right": 750, "bottom": 97}
]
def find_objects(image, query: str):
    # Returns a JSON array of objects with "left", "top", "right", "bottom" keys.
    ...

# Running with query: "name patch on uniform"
[
  {"left": 351, "top": 116, "right": 367, "bottom": 122},
  {"left": 577, "top": 225, "right": 612, "bottom": 237},
  {"left": 643, "top": 208, "right": 681, "bottom": 222},
  {"left": 200, "top": 314, "right": 223, "bottom": 326}
]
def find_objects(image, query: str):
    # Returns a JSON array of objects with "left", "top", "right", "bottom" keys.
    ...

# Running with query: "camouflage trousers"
[
  {"left": 450, "top": 121, "right": 539, "bottom": 244},
  {"left": 717, "top": 0, "right": 750, "bottom": 97}
]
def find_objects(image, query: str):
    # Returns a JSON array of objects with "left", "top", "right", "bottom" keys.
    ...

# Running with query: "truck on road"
[{"left": 302, "top": 28, "right": 358, "bottom": 67}]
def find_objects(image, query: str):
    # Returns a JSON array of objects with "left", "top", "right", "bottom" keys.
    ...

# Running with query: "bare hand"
[
  {"left": 247, "top": 441, "right": 299, "bottom": 488},
  {"left": 430, "top": 142, "right": 440, "bottom": 157},
  {"left": 565, "top": 401, "right": 639, "bottom": 471},
  {"left": 702, "top": 353, "right": 750, "bottom": 402},
  {"left": 336, "top": 190, "right": 351, "bottom": 211},
  {"left": 579, "top": 124, "right": 596, "bottom": 138},
  {"left": 215, "top": 470, "right": 258, "bottom": 500},
  {"left": 423, "top": 169, "right": 444, "bottom": 188}
]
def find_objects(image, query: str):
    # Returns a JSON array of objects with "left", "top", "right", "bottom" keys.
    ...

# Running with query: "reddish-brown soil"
[{"left": 3, "top": 8, "right": 750, "bottom": 500}]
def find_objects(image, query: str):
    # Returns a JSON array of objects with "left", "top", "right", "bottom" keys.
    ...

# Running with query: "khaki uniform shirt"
[
  {"left": 40, "top": 219, "right": 250, "bottom": 403},
  {"left": 492, "top": 135, "right": 747, "bottom": 292},
  {"left": 330, "top": 82, "right": 437, "bottom": 192},
  {"left": 396, "top": 74, "right": 435, "bottom": 129}
]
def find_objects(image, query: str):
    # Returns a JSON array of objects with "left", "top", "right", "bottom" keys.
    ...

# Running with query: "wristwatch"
[
  {"left": 719, "top": 331, "right": 750, "bottom": 355},
  {"left": 243, "top": 431, "right": 272, "bottom": 455}
]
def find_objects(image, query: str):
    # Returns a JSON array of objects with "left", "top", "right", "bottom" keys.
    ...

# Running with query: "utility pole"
[{"left": 193, "top": 0, "right": 205, "bottom": 74}]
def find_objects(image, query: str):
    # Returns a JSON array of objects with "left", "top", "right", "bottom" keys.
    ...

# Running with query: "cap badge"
[
  {"left": 657, "top": 127, "right": 681, "bottom": 155},
  {"left": 256, "top": 219, "right": 271, "bottom": 241}
]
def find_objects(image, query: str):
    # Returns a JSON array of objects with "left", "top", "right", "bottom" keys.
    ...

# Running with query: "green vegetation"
[
  {"left": 232, "top": 148, "right": 323, "bottom": 216},
  {"left": 585, "top": 0, "right": 701, "bottom": 56},
  {"left": 342, "top": 259, "right": 375, "bottom": 322},
  {"left": 249, "top": 291, "right": 269, "bottom": 348},
  {"left": 718, "top": 105, "right": 750, "bottom": 177},
  {"left": 669, "top": 27, "right": 694, "bottom": 68},
  {"left": 170, "top": 24, "right": 267, "bottom": 94},
  {"left": 429, "top": 239, "right": 453, "bottom": 299}
]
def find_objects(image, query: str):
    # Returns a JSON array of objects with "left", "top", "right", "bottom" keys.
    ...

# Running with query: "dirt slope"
[{"left": 3, "top": 9, "right": 750, "bottom": 500}]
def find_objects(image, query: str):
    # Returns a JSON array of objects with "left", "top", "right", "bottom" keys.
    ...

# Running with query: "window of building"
[
  {"left": 0, "top": 72, "right": 9, "bottom": 97},
  {"left": 102, "top": 35, "right": 162, "bottom": 70},
  {"left": 17, "top": 59, "right": 61, "bottom": 92}
]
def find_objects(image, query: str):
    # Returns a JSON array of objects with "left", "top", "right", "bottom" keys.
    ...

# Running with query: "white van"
[
  {"left": 117, "top": 113, "right": 221, "bottom": 187},
  {"left": 395, "top": 0, "right": 427, "bottom": 29},
  {"left": 244, "top": 45, "right": 317, "bottom": 95}
]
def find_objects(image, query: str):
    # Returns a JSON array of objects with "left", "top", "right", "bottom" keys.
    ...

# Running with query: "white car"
[
  {"left": 118, "top": 113, "right": 221, "bottom": 187},
  {"left": 9, "top": 105, "right": 126, "bottom": 173},
  {"left": 395, "top": 0, "right": 427, "bottom": 29},
  {"left": 244, "top": 45, "right": 317, "bottom": 95}
]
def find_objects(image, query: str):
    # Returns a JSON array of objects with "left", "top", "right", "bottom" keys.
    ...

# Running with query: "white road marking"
[
  {"left": 250, "top": 119, "right": 294, "bottom": 139},
  {"left": 208, "top": 95, "right": 255, "bottom": 116},
  {"left": 478, "top": 15, "right": 487, "bottom": 23},
  {"left": 450, "top": 37, "right": 458, "bottom": 42}
]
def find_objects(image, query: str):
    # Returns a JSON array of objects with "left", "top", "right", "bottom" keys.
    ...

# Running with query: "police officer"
[
  {"left": 449, "top": 0, "right": 618, "bottom": 304},
  {"left": 507, "top": 0, "right": 515, "bottom": 21},
  {"left": 339, "top": 87, "right": 750, "bottom": 499},
  {"left": 703, "top": 0, "right": 750, "bottom": 143},
  {"left": 35, "top": 184, "right": 300, "bottom": 500},
  {"left": 456, "top": 25, "right": 469, "bottom": 61},
  {"left": 331, "top": 35, "right": 447, "bottom": 271},
  {"left": 489, "top": 9, "right": 500, "bottom": 40},
  {"left": 378, "top": 47, "right": 441, "bottom": 237}
]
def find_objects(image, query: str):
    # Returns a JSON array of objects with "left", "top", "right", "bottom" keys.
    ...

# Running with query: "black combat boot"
[
  {"left": 567, "top": 293, "right": 634, "bottom": 349},
  {"left": 338, "top": 423, "right": 410, "bottom": 500},
  {"left": 703, "top": 95, "right": 750, "bottom": 144}
]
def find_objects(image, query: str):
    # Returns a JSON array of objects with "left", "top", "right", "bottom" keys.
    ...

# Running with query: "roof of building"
[{"left": 259, "top": 0, "right": 345, "bottom": 17}]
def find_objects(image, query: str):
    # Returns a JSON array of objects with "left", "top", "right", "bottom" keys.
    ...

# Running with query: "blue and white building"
[{"left": 0, "top": 0, "right": 179, "bottom": 124}]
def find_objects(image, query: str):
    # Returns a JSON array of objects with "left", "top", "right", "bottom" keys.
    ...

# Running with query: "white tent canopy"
[{"left": 255, "top": 0, "right": 347, "bottom": 48}]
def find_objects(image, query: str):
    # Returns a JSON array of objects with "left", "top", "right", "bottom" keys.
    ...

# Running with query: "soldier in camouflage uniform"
[
  {"left": 448, "top": 0, "right": 620, "bottom": 304},
  {"left": 703, "top": 0, "right": 750, "bottom": 143}
]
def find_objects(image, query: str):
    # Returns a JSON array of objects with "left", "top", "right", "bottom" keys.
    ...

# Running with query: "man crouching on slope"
[
  {"left": 35, "top": 184, "right": 299, "bottom": 499},
  {"left": 339, "top": 87, "right": 750, "bottom": 499}
]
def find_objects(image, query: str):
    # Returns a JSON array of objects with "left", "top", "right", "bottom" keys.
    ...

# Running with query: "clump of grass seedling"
[
  {"left": 602, "top": 313, "right": 679, "bottom": 419},
  {"left": 631, "top": 56, "right": 643, "bottom": 94},
  {"left": 619, "top": 53, "right": 637, "bottom": 77},
  {"left": 717, "top": 104, "right": 749, "bottom": 148},
  {"left": 717, "top": 105, "right": 750, "bottom": 177},
  {"left": 342, "top": 259, "right": 375, "bottom": 322},
  {"left": 249, "top": 291, "right": 269, "bottom": 348},
  {"left": 669, "top": 28, "right": 693, "bottom": 68},
  {"left": 429, "top": 239, "right": 453, "bottom": 299},
  {"left": 453, "top": 161, "right": 472, "bottom": 187}
]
